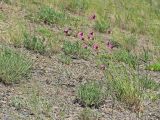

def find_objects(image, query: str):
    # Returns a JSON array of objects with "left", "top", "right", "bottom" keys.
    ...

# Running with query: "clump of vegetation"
[
  {"left": 0, "top": 11, "right": 6, "bottom": 21},
  {"left": 78, "top": 108, "right": 98, "bottom": 120},
  {"left": 110, "top": 78, "right": 141, "bottom": 108},
  {"left": 96, "top": 53, "right": 111, "bottom": 65},
  {"left": 27, "top": 88, "right": 52, "bottom": 117},
  {"left": 59, "top": 54, "right": 72, "bottom": 65},
  {"left": 94, "top": 19, "right": 110, "bottom": 33},
  {"left": 123, "top": 34, "right": 137, "bottom": 51},
  {"left": 62, "top": 0, "right": 89, "bottom": 13},
  {"left": 36, "top": 27, "right": 61, "bottom": 54},
  {"left": 139, "top": 48, "right": 151, "bottom": 63},
  {"left": 36, "top": 27, "right": 53, "bottom": 38},
  {"left": 10, "top": 87, "right": 52, "bottom": 118},
  {"left": 2, "top": 0, "right": 12, "bottom": 4},
  {"left": 63, "top": 41, "right": 91, "bottom": 60},
  {"left": 8, "top": 21, "right": 26, "bottom": 47},
  {"left": 10, "top": 96, "right": 25, "bottom": 110},
  {"left": 146, "top": 62, "right": 160, "bottom": 71},
  {"left": 77, "top": 81, "right": 104, "bottom": 107},
  {"left": 105, "top": 62, "right": 160, "bottom": 111},
  {"left": 38, "top": 7, "right": 66, "bottom": 25},
  {"left": 105, "top": 63, "right": 142, "bottom": 109},
  {"left": 0, "top": 47, "right": 32, "bottom": 84},
  {"left": 111, "top": 29, "right": 138, "bottom": 51},
  {"left": 139, "top": 77, "right": 160, "bottom": 91},
  {"left": 113, "top": 49, "right": 138, "bottom": 68},
  {"left": 24, "top": 33, "right": 46, "bottom": 54},
  {"left": 47, "top": 39, "right": 61, "bottom": 54}
]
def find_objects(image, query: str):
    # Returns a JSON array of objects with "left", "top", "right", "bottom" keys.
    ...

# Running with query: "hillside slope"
[{"left": 0, "top": 0, "right": 160, "bottom": 119}]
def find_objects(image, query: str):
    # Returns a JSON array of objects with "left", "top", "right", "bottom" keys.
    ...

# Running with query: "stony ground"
[{"left": 0, "top": 47, "right": 159, "bottom": 120}]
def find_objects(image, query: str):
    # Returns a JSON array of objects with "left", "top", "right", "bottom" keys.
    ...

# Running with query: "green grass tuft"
[
  {"left": 10, "top": 96, "right": 25, "bottom": 110},
  {"left": 94, "top": 19, "right": 110, "bottom": 33},
  {"left": 63, "top": 41, "right": 91, "bottom": 60},
  {"left": 59, "top": 54, "right": 72, "bottom": 65},
  {"left": 78, "top": 108, "right": 98, "bottom": 120},
  {"left": 38, "top": 7, "right": 66, "bottom": 25},
  {"left": 36, "top": 27, "right": 53, "bottom": 38},
  {"left": 0, "top": 47, "right": 32, "bottom": 84},
  {"left": 2, "top": 0, "right": 12, "bottom": 4},
  {"left": 139, "top": 77, "right": 160, "bottom": 90},
  {"left": 24, "top": 33, "right": 46, "bottom": 54},
  {"left": 0, "top": 11, "right": 6, "bottom": 21},
  {"left": 77, "top": 81, "right": 104, "bottom": 107},
  {"left": 62, "top": 0, "right": 89, "bottom": 13},
  {"left": 105, "top": 63, "right": 142, "bottom": 109},
  {"left": 146, "top": 62, "right": 160, "bottom": 71},
  {"left": 110, "top": 78, "right": 141, "bottom": 108},
  {"left": 113, "top": 49, "right": 138, "bottom": 68}
]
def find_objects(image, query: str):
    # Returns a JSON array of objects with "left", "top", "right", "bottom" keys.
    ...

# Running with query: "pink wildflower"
[
  {"left": 93, "top": 44, "right": 99, "bottom": 50},
  {"left": 88, "top": 32, "right": 94, "bottom": 40},
  {"left": 78, "top": 32, "right": 83, "bottom": 36},
  {"left": 80, "top": 36, "right": 85, "bottom": 40},
  {"left": 107, "top": 42, "right": 114, "bottom": 49},
  {"left": 64, "top": 29, "right": 68, "bottom": 34},
  {"left": 89, "top": 14, "right": 96, "bottom": 20},
  {"left": 89, "top": 32, "right": 94, "bottom": 36},
  {"left": 78, "top": 32, "right": 84, "bottom": 40},
  {"left": 64, "top": 28, "right": 72, "bottom": 36}
]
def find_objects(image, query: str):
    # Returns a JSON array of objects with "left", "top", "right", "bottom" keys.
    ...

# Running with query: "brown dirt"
[{"left": 0, "top": 47, "right": 160, "bottom": 120}]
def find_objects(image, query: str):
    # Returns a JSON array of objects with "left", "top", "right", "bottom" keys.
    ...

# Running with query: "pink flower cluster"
[
  {"left": 77, "top": 31, "right": 94, "bottom": 41},
  {"left": 62, "top": 13, "right": 116, "bottom": 70},
  {"left": 63, "top": 13, "right": 115, "bottom": 53},
  {"left": 63, "top": 14, "right": 100, "bottom": 51}
]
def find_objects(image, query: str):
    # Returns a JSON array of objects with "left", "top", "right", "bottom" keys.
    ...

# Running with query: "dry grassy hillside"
[{"left": 0, "top": 0, "right": 160, "bottom": 119}]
